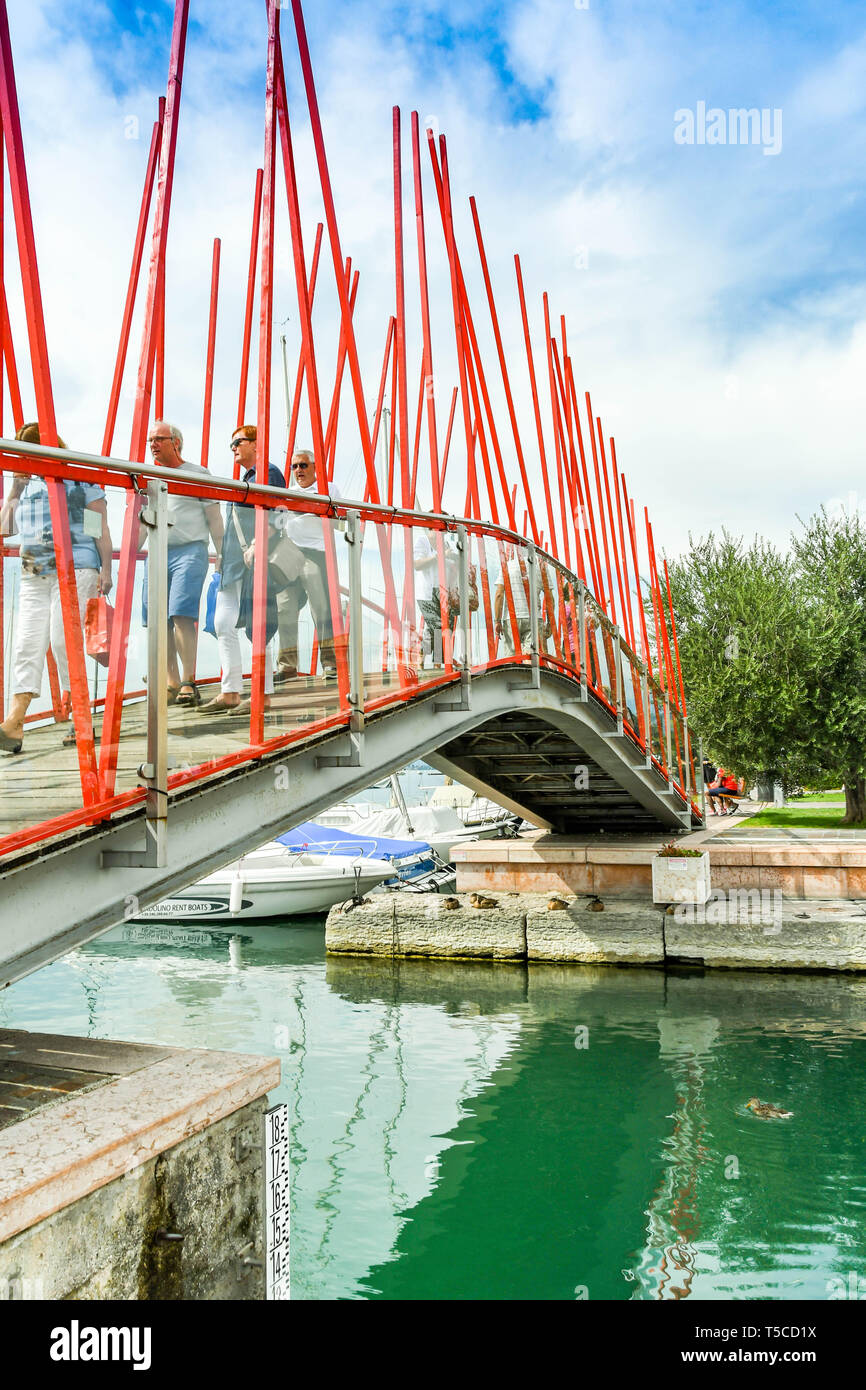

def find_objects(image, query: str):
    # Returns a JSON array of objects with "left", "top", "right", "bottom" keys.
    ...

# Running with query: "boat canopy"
[{"left": 276, "top": 820, "right": 432, "bottom": 861}]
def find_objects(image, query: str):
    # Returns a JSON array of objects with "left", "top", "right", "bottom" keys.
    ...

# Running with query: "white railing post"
[
  {"left": 345, "top": 509, "right": 364, "bottom": 733},
  {"left": 102, "top": 477, "right": 169, "bottom": 868}
]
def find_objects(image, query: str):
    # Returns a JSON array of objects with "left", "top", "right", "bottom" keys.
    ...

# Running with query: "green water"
[{"left": 3, "top": 923, "right": 865, "bottom": 1301}]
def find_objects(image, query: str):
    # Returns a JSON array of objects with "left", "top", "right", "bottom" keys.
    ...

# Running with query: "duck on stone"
[
  {"left": 469, "top": 892, "right": 498, "bottom": 909},
  {"left": 746, "top": 1097, "right": 793, "bottom": 1119},
  {"left": 441, "top": 897, "right": 461, "bottom": 910}
]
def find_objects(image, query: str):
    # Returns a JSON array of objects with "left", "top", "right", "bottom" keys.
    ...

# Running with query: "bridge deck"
[{"left": 0, "top": 670, "right": 424, "bottom": 858}]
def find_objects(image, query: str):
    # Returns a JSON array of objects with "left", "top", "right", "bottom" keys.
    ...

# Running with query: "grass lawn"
[
  {"left": 739, "top": 805, "right": 866, "bottom": 830},
  {"left": 793, "top": 791, "right": 845, "bottom": 804}
]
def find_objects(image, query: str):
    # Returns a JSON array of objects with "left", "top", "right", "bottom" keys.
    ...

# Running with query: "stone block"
[
  {"left": 326, "top": 894, "right": 527, "bottom": 959},
  {"left": 665, "top": 901, "right": 866, "bottom": 971},
  {"left": 526, "top": 901, "right": 665, "bottom": 964}
]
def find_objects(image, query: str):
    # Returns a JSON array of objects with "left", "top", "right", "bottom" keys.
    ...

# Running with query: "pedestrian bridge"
[{"left": 0, "top": 446, "right": 700, "bottom": 990}]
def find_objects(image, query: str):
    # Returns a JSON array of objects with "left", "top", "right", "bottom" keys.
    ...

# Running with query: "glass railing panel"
[
  {"left": 620, "top": 642, "right": 642, "bottom": 737},
  {"left": 403, "top": 521, "right": 465, "bottom": 690},
  {"left": 481, "top": 532, "right": 515, "bottom": 672},
  {"left": 538, "top": 559, "right": 573, "bottom": 672},
  {"left": 0, "top": 485, "right": 90, "bottom": 849},
  {"left": 462, "top": 527, "right": 494, "bottom": 673}
]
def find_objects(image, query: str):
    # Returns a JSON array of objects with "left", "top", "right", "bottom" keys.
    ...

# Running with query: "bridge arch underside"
[
  {"left": 0, "top": 668, "right": 698, "bottom": 989},
  {"left": 433, "top": 708, "right": 682, "bottom": 833}
]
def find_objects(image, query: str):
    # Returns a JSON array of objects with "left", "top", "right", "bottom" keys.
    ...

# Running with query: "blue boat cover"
[{"left": 276, "top": 820, "right": 432, "bottom": 861}]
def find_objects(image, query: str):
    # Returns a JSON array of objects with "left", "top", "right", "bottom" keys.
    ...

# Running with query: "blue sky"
[{"left": 5, "top": 0, "right": 866, "bottom": 553}]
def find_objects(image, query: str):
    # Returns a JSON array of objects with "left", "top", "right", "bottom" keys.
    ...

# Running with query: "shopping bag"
[
  {"left": 85, "top": 594, "right": 114, "bottom": 667},
  {"left": 204, "top": 570, "right": 221, "bottom": 638}
]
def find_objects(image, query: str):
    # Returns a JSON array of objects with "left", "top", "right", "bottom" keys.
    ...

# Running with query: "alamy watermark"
[
  {"left": 674, "top": 102, "right": 782, "bottom": 157},
  {"left": 673, "top": 888, "right": 782, "bottom": 934}
]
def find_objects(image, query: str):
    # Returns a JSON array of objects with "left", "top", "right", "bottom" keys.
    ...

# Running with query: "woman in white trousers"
[{"left": 0, "top": 424, "right": 112, "bottom": 753}]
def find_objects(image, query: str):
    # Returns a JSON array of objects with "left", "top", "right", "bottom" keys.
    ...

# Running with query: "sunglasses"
[
  {"left": 291, "top": 461, "right": 313, "bottom": 470},
  {"left": 230, "top": 437, "right": 252, "bottom": 450}
]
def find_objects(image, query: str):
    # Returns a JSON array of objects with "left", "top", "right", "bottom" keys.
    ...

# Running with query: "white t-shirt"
[
  {"left": 505, "top": 556, "right": 531, "bottom": 621},
  {"left": 282, "top": 479, "right": 341, "bottom": 552},
  {"left": 414, "top": 529, "right": 457, "bottom": 601},
  {"left": 163, "top": 460, "right": 211, "bottom": 546}
]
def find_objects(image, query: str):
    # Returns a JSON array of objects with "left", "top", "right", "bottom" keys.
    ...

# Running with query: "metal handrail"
[{"left": 0, "top": 438, "right": 701, "bottom": 861}]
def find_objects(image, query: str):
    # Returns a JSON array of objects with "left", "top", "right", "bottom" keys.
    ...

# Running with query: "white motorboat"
[{"left": 128, "top": 842, "right": 394, "bottom": 923}]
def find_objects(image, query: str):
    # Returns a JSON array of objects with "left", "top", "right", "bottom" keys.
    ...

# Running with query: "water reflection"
[{"left": 2, "top": 932, "right": 866, "bottom": 1301}]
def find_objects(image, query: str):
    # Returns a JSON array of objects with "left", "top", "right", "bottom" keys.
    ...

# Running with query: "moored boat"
[{"left": 128, "top": 842, "right": 395, "bottom": 923}]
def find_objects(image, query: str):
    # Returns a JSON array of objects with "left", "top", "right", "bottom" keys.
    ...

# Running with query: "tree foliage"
[{"left": 665, "top": 509, "right": 866, "bottom": 819}]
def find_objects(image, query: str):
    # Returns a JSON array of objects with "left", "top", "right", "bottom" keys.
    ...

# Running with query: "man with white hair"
[
  {"left": 275, "top": 448, "right": 341, "bottom": 680},
  {"left": 142, "top": 420, "right": 224, "bottom": 705}
]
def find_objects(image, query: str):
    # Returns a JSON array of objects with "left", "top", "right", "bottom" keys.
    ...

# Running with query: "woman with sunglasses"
[{"left": 198, "top": 426, "right": 285, "bottom": 715}]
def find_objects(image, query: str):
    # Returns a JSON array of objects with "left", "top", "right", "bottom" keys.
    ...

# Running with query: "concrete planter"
[{"left": 652, "top": 851, "right": 711, "bottom": 904}]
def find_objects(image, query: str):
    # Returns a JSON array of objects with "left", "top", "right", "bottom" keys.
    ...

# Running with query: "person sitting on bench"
[{"left": 707, "top": 767, "right": 741, "bottom": 815}]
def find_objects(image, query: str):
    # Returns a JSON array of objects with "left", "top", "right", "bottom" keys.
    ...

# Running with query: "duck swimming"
[{"left": 746, "top": 1097, "right": 793, "bottom": 1119}]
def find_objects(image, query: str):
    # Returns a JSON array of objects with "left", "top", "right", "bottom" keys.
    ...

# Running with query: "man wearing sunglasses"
[
  {"left": 141, "top": 421, "right": 224, "bottom": 706},
  {"left": 275, "top": 449, "right": 341, "bottom": 680}
]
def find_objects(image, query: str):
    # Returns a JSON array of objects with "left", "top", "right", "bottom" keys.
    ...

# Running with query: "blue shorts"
[{"left": 142, "top": 540, "right": 209, "bottom": 626}]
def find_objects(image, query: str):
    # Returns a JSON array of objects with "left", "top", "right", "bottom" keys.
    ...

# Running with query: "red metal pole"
[
  {"left": 514, "top": 256, "right": 559, "bottom": 560},
  {"left": 290, "top": 0, "right": 382, "bottom": 504},
  {"left": 584, "top": 391, "right": 616, "bottom": 622},
  {"left": 542, "top": 294, "right": 571, "bottom": 571},
  {"left": 425, "top": 135, "right": 517, "bottom": 532},
  {"left": 622, "top": 473, "right": 651, "bottom": 666},
  {"left": 610, "top": 440, "right": 636, "bottom": 651},
  {"left": 323, "top": 262, "right": 359, "bottom": 482},
  {"left": 1, "top": 282, "right": 23, "bottom": 429},
  {"left": 285, "top": 220, "right": 323, "bottom": 468},
  {"left": 200, "top": 236, "right": 221, "bottom": 469},
  {"left": 274, "top": 33, "right": 350, "bottom": 707},
  {"left": 411, "top": 115, "right": 441, "bottom": 502},
  {"left": 392, "top": 109, "right": 411, "bottom": 512},
  {"left": 470, "top": 198, "right": 540, "bottom": 546},
  {"left": 369, "top": 316, "right": 395, "bottom": 464},
  {"left": 387, "top": 349, "right": 398, "bottom": 507},
  {"left": 280, "top": 26, "right": 404, "bottom": 681},
  {"left": 549, "top": 339, "right": 587, "bottom": 585},
  {"left": 236, "top": 166, "right": 264, "bottom": 454},
  {"left": 100, "top": 0, "right": 189, "bottom": 796},
  {"left": 154, "top": 264, "right": 165, "bottom": 420},
  {"left": 647, "top": 515, "right": 679, "bottom": 707},
  {"left": 0, "top": 0, "right": 100, "bottom": 804},
  {"left": 664, "top": 557, "right": 688, "bottom": 716},
  {"left": 439, "top": 385, "right": 458, "bottom": 494},
  {"left": 564, "top": 355, "right": 604, "bottom": 603},
  {"left": 392, "top": 107, "right": 414, "bottom": 665},
  {"left": 0, "top": 111, "right": 4, "bottom": 722},
  {"left": 102, "top": 101, "right": 163, "bottom": 457},
  {"left": 596, "top": 417, "right": 628, "bottom": 635},
  {"left": 408, "top": 360, "right": 425, "bottom": 507},
  {"left": 250, "top": 0, "right": 279, "bottom": 748}
]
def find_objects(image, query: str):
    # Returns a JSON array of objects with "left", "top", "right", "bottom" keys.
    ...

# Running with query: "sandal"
[
  {"left": 0, "top": 727, "right": 23, "bottom": 754},
  {"left": 167, "top": 685, "right": 181, "bottom": 705},
  {"left": 62, "top": 729, "right": 77, "bottom": 747},
  {"left": 198, "top": 696, "right": 242, "bottom": 716},
  {"left": 175, "top": 682, "right": 200, "bottom": 707},
  {"left": 228, "top": 697, "right": 272, "bottom": 716}
]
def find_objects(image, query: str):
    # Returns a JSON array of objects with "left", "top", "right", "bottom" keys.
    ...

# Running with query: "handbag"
[
  {"left": 84, "top": 594, "right": 114, "bottom": 666},
  {"left": 232, "top": 508, "right": 305, "bottom": 589},
  {"left": 203, "top": 570, "right": 220, "bottom": 638}
]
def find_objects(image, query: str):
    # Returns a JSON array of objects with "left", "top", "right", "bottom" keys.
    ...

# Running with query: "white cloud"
[{"left": 1, "top": 0, "right": 863, "bottom": 575}]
